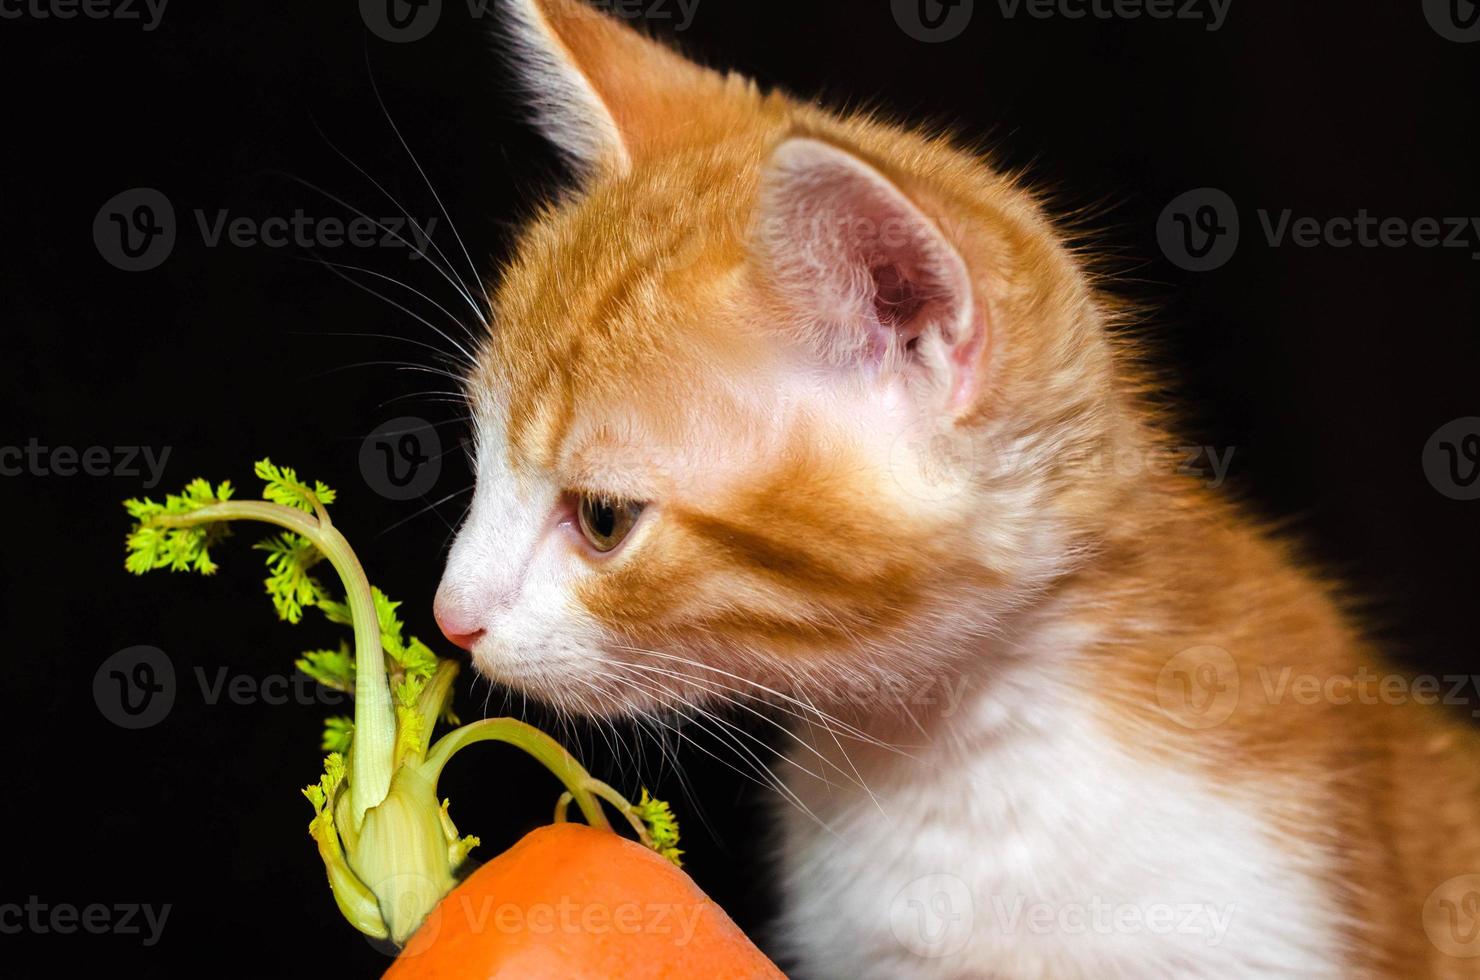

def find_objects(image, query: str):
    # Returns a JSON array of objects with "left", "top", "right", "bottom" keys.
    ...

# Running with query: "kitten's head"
[{"left": 435, "top": 0, "right": 1137, "bottom": 716}]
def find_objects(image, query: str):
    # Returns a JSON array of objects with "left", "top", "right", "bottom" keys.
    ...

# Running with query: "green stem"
[
  {"left": 585, "top": 778, "right": 654, "bottom": 847},
  {"left": 419, "top": 719, "right": 612, "bottom": 832},
  {"left": 150, "top": 501, "right": 394, "bottom": 825}
]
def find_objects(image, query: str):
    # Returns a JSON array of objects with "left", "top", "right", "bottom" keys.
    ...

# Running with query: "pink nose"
[{"left": 433, "top": 587, "right": 485, "bottom": 652}]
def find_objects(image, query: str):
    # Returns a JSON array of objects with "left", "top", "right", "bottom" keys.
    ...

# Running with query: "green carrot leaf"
[
  {"left": 633, "top": 789, "right": 684, "bottom": 867},
  {"left": 322, "top": 716, "right": 355, "bottom": 754},
  {"left": 123, "top": 478, "right": 235, "bottom": 576},
  {"left": 297, "top": 642, "right": 356, "bottom": 693},
  {"left": 255, "top": 458, "right": 336, "bottom": 515},
  {"left": 255, "top": 532, "right": 329, "bottom": 623}
]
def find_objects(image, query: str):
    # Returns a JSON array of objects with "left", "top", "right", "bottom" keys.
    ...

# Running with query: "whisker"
[
  {"left": 613, "top": 663, "right": 836, "bottom": 785},
  {"left": 296, "top": 329, "right": 470, "bottom": 371},
  {"left": 604, "top": 672, "right": 831, "bottom": 832},
  {"left": 293, "top": 255, "right": 479, "bottom": 367},
  {"left": 364, "top": 48, "right": 492, "bottom": 320},
  {"left": 271, "top": 170, "right": 487, "bottom": 328},
  {"left": 296, "top": 251, "right": 479, "bottom": 368},
  {"left": 377, "top": 391, "right": 471, "bottom": 409},
  {"left": 310, "top": 106, "right": 488, "bottom": 329},
  {"left": 792, "top": 681, "right": 889, "bottom": 821},
  {"left": 617, "top": 659, "right": 867, "bottom": 791},
  {"left": 377, "top": 485, "right": 475, "bottom": 536},
  {"left": 610, "top": 644, "right": 909, "bottom": 755},
  {"left": 309, "top": 360, "right": 467, "bottom": 385}
]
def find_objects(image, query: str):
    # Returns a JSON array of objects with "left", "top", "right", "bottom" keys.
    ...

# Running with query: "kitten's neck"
[{"left": 805, "top": 587, "right": 1097, "bottom": 779}]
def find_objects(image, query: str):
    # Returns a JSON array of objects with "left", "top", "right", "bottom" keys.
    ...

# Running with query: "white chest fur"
[{"left": 771, "top": 650, "right": 1350, "bottom": 979}]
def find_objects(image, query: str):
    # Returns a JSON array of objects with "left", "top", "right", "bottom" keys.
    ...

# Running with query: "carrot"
[
  {"left": 122, "top": 460, "right": 783, "bottom": 976},
  {"left": 386, "top": 823, "right": 782, "bottom": 979}
]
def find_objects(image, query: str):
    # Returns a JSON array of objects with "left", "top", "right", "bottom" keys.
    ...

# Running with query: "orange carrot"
[{"left": 386, "top": 823, "right": 783, "bottom": 979}]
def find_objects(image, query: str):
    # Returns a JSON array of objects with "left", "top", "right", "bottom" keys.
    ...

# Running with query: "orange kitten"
[{"left": 433, "top": 2, "right": 1480, "bottom": 976}]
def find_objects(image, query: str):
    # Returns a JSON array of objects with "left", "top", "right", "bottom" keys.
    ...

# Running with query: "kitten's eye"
[{"left": 576, "top": 494, "right": 645, "bottom": 553}]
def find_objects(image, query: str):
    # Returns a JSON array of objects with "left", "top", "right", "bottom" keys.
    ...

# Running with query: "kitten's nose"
[{"left": 433, "top": 585, "right": 485, "bottom": 652}]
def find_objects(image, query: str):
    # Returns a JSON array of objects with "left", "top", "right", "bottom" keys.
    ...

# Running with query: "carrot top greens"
[{"left": 124, "top": 459, "right": 681, "bottom": 945}]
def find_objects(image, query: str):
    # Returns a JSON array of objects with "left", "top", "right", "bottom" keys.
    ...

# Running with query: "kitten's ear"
[
  {"left": 753, "top": 137, "right": 982, "bottom": 411},
  {"left": 503, "top": 0, "right": 724, "bottom": 177}
]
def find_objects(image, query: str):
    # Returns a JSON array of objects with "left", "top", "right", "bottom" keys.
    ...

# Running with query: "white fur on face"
[{"left": 438, "top": 404, "right": 615, "bottom": 709}]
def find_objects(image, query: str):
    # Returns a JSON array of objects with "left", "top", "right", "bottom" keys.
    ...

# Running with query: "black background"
[{"left": 1, "top": 1, "right": 1477, "bottom": 976}]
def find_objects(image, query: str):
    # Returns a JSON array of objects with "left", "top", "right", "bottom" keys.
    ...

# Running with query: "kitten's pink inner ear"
[{"left": 754, "top": 138, "right": 980, "bottom": 405}]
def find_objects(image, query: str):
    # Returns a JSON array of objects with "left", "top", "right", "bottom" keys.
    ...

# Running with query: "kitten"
[{"left": 433, "top": 1, "right": 1480, "bottom": 976}]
